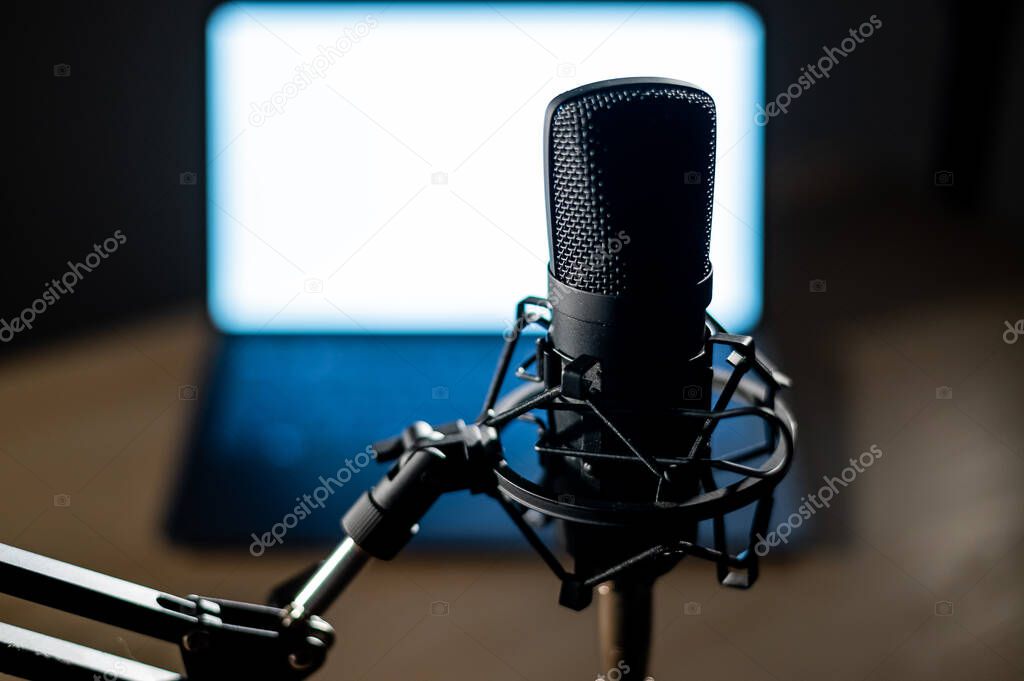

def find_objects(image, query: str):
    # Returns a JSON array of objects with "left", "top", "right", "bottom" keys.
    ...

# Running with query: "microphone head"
[{"left": 544, "top": 78, "right": 717, "bottom": 363}]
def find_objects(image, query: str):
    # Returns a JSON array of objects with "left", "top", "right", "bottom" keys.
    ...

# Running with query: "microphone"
[
  {"left": 541, "top": 77, "right": 716, "bottom": 540},
  {"left": 540, "top": 77, "right": 720, "bottom": 679},
  {"left": 545, "top": 77, "right": 716, "bottom": 369},
  {"left": 542, "top": 77, "right": 717, "bottom": 505},
  {"left": 0, "top": 77, "right": 795, "bottom": 681}
]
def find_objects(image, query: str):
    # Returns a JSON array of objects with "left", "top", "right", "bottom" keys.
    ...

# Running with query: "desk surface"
[{"left": 1, "top": 306, "right": 1021, "bottom": 680}]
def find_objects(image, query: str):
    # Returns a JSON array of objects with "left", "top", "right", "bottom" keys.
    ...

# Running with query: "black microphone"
[
  {"left": 541, "top": 76, "right": 716, "bottom": 513},
  {"left": 545, "top": 77, "right": 716, "bottom": 373},
  {"left": 540, "top": 77, "right": 718, "bottom": 678},
  {"left": 0, "top": 77, "right": 794, "bottom": 681}
]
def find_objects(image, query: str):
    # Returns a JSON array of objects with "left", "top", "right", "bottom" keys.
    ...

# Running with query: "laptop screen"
[{"left": 207, "top": 2, "right": 764, "bottom": 334}]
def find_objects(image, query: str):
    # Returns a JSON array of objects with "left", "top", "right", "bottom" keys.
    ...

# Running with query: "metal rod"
[
  {"left": 282, "top": 537, "right": 370, "bottom": 626},
  {"left": 597, "top": 580, "right": 653, "bottom": 681},
  {"left": 479, "top": 336, "right": 517, "bottom": 419},
  {"left": 0, "top": 543, "right": 197, "bottom": 643},
  {"left": 585, "top": 399, "right": 669, "bottom": 482},
  {"left": 494, "top": 493, "right": 569, "bottom": 581},
  {"left": 484, "top": 386, "right": 562, "bottom": 429},
  {"left": 533, "top": 441, "right": 772, "bottom": 468},
  {"left": 0, "top": 622, "right": 182, "bottom": 681}
]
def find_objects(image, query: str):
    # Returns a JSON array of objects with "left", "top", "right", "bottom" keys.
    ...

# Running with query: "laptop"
[{"left": 167, "top": 1, "right": 766, "bottom": 551}]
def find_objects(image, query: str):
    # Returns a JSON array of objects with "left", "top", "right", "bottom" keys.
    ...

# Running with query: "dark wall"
[
  {"left": 3, "top": 0, "right": 1022, "bottom": 353},
  {"left": 5, "top": 0, "right": 212, "bottom": 347}
]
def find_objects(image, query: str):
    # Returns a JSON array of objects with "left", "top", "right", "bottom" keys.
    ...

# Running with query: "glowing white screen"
[{"left": 207, "top": 2, "right": 764, "bottom": 333}]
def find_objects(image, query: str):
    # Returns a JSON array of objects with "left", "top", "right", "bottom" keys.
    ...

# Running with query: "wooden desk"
[{"left": 1, "top": 306, "right": 1020, "bottom": 680}]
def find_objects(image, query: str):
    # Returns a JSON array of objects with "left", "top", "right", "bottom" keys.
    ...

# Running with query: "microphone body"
[
  {"left": 545, "top": 78, "right": 716, "bottom": 367},
  {"left": 541, "top": 75, "right": 717, "bottom": 527},
  {"left": 539, "top": 79, "right": 719, "bottom": 676}
]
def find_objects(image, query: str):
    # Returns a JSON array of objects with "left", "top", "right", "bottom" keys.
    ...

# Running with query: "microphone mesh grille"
[{"left": 548, "top": 83, "right": 716, "bottom": 296}]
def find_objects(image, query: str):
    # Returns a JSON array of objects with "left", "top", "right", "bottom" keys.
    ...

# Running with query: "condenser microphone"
[
  {"left": 541, "top": 77, "right": 717, "bottom": 507},
  {"left": 540, "top": 77, "right": 718, "bottom": 679},
  {"left": 545, "top": 77, "right": 716, "bottom": 380},
  {"left": 0, "top": 77, "right": 794, "bottom": 681}
]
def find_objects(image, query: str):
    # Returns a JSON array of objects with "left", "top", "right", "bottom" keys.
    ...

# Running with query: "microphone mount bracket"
[
  {"left": 0, "top": 296, "right": 797, "bottom": 679},
  {"left": 475, "top": 297, "right": 797, "bottom": 604},
  {"left": 0, "top": 542, "right": 335, "bottom": 681}
]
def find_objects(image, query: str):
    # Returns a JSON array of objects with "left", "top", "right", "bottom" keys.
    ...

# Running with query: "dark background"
[
  {"left": 3, "top": 0, "right": 1022, "bottom": 351},
  {"left": 7, "top": 0, "right": 1024, "bottom": 509},
  {"left": 2, "top": 3, "right": 1023, "bottom": 679}
]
